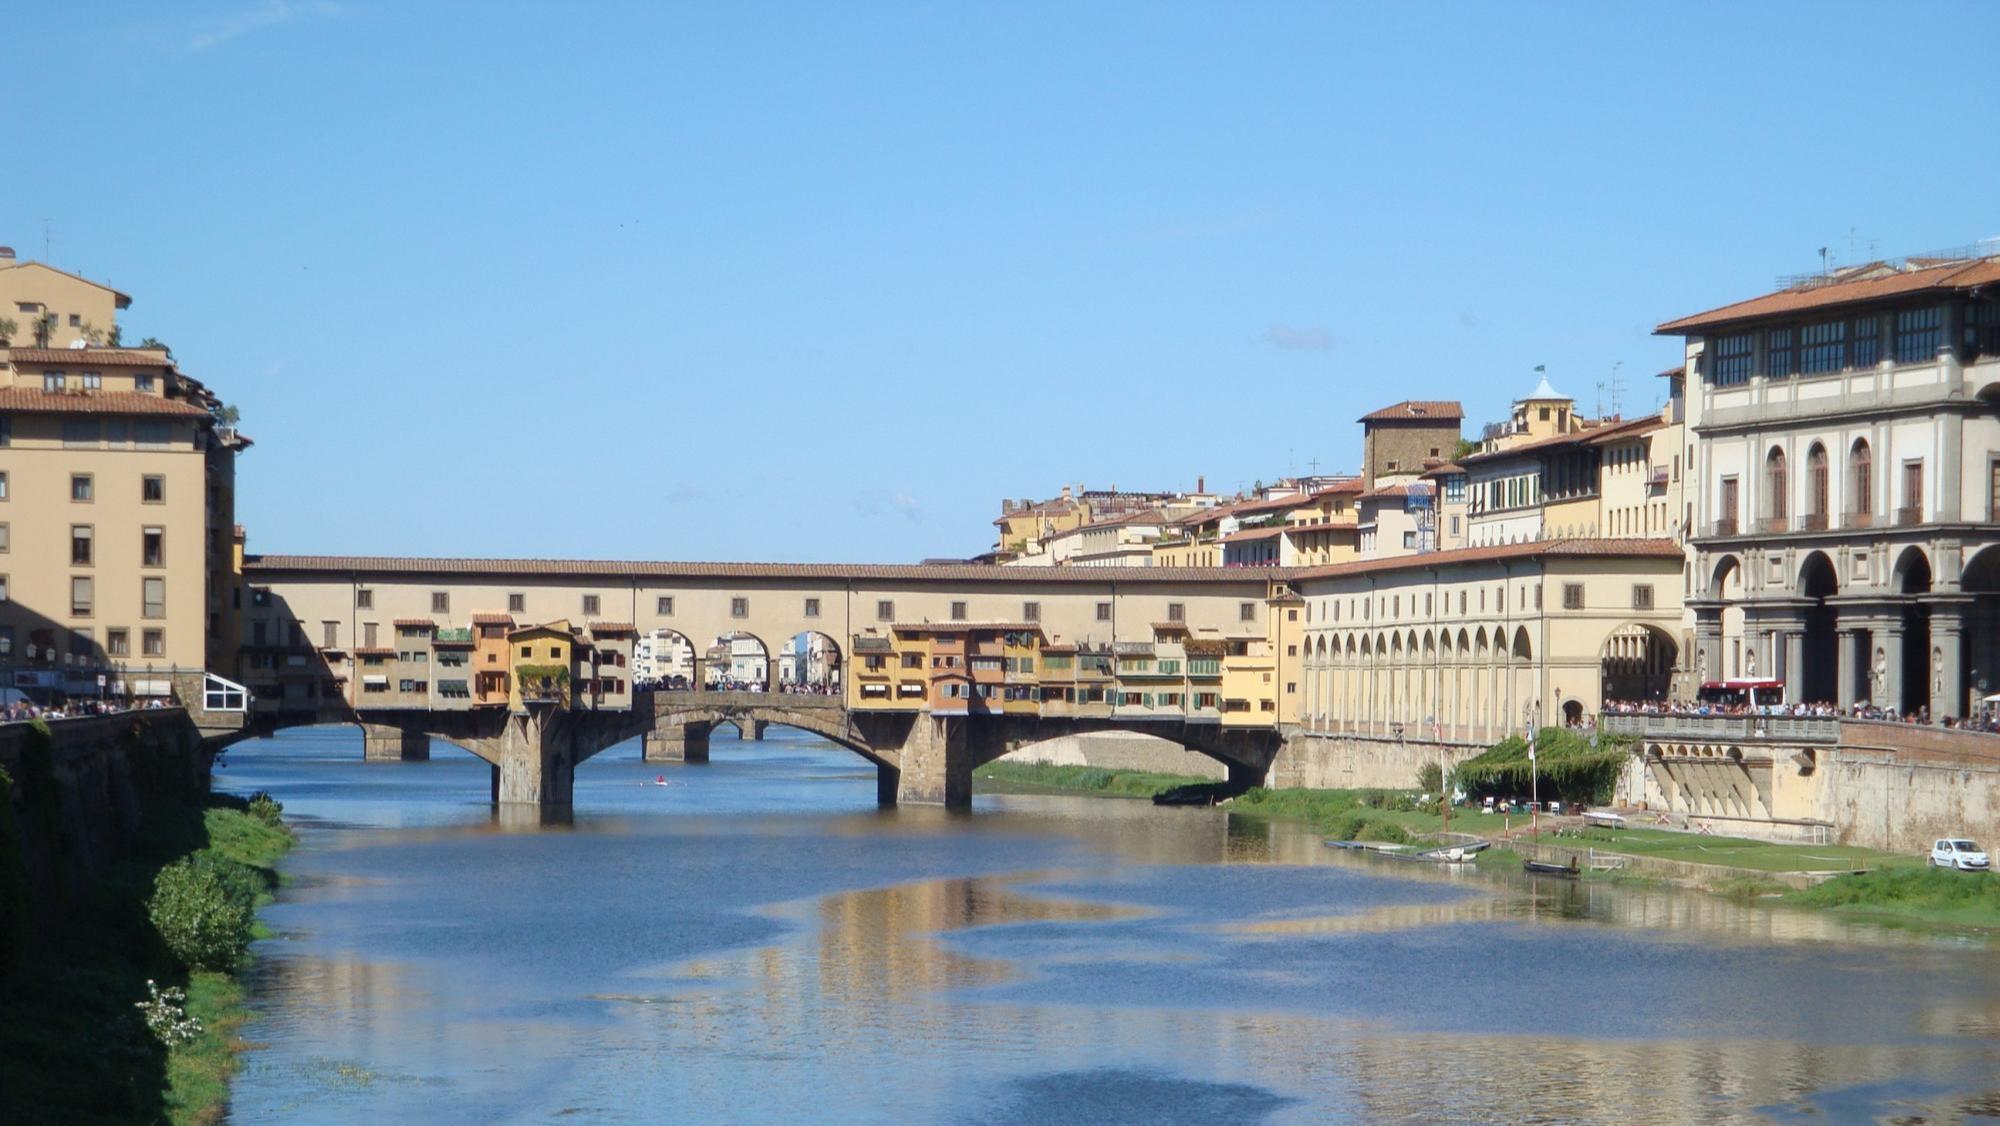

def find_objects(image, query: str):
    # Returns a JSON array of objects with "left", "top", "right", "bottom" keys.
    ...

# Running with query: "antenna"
[{"left": 41, "top": 219, "right": 52, "bottom": 262}]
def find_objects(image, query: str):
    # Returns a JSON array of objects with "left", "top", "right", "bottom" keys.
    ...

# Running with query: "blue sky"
[{"left": 7, "top": 2, "right": 1996, "bottom": 562}]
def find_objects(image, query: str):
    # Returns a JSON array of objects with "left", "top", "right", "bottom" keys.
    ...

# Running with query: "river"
[{"left": 218, "top": 726, "right": 2000, "bottom": 1124}]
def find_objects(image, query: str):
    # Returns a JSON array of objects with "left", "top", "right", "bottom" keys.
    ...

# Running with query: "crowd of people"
[
  {"left": 1597, "top": 696, "right": 2000, "bottom": 733},
  {"left": 1, "top": 696, "right": 174, "bottom": 724},
  {"left": 628, "top": 675, "right": 843, "bottom": 696}
]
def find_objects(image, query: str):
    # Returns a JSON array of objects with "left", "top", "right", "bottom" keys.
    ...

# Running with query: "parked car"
[{"left": 1929, "top": 839, "right": 1991, "bottom": 871}]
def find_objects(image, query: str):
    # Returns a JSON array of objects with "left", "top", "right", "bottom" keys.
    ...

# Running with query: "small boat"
[
  {"left": 1523, "top": 858, "right": 1580, "bottom": 878},
  {"left": 1424, "top": 843, "right": 1489, "bottom": 864}
]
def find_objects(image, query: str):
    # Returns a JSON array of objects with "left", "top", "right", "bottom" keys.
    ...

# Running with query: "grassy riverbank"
[
  {"left": 1780, "top": 866, "right": 2000, "bottom": 929},
  {"left": 972, "top": 761, "right": 1214, "bottom": 798},
  {"left": 0, "top": 790, "right": 293, "bottom": 1125}
]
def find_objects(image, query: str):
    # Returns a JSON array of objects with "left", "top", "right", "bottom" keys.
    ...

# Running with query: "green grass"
[
  {"left": 0, "top": 794, "right": 292, "bottom": 1125},
  {"left": 972, "top": 761, "right": 1213, "bottom": 799},
  {"left": 1783, "top": 865, "right": 2000, "bottom": 928},
  {"left": 1538, "top": 825, "right": 1909, "bottom": 873}
]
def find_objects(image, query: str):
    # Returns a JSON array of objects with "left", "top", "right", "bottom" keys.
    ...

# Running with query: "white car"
[{"left": 1929, "top": 839, "right": 1991, "bottom": 871}]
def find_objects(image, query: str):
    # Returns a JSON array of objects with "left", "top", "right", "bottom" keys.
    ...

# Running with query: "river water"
[{"left": 219, "top": 726, "right": 2000, "bottom": 1124}]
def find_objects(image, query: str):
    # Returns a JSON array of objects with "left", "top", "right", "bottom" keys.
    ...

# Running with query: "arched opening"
[
  {"left": 1847, "top": 439, "right": 1873, "bottom": 527},
  {"left": 1708, "top": 555, "right": 1747, "bottom": 680},
  {"left": 1963, "top": 546, "right": 2000, "bottom": 721},
  {"left": 704, "top": 631, "right": 770, "bottom": 692},
  {"left": 635, "top": 628, "right": 698, "bottom": 691},
  {"left": 1894, "top": 547, "right": 1933, "bottom": 715},
  {"left": 1805, "top": 443, "right": 1829, "bottom": 529},
  {"left": 1601, "top": 623, "right": 1678, "bottom": 705},
  {"left": 1798, "top": 552, "right": 1838, "bottom": 704},
  {"left": 1562, "top": 699, "right": 1584, "bottom": 726},
  {"left": 1763, "top": 446, "right": 1789, "bottom": 531},
  {"left": 780, "top": 631, "right": 843, "bottom": 695}
]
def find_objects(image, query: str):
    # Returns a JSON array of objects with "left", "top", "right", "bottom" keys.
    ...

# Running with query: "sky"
[{"left": 6, "top": 1, "right": 1996, "bottom": 563}]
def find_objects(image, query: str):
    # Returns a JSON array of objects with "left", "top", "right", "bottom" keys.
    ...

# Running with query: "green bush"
[
  {"left": 246, "top": 791, "right": 284, "bottom": 827},
  {"left": 1454, "top": 727, "right": 1630, "bottom": 804},
  {"left": 1321, "top": 811, "right": 1412, "bottom": 844},
  {"left": 1416, "top": 762, "right": 1443, "bottom": 794},
  {"left": 147, "top": 858, "right": 253, "bottom": 971}
]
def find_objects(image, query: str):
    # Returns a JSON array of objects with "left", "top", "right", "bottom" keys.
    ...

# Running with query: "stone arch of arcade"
[
  {"left": 1600, "top": 621, "right": 1679, "bottom": 705},
  {"left": 1797, "top": 551, "right": 1839, "bottom": 705},
  {"left": 1892, "top": 546, "right": 1933, "bottom": 715}
]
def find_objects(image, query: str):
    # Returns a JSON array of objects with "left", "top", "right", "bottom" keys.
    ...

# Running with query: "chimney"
[
  {"left": 0, "top": 246, "right": 14, "bottom": 265},
  {"left": 1060, "top": 485, "right": 1072, "bottom": 501}
]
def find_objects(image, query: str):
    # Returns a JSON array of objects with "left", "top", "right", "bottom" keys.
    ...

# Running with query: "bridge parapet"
[{"left": 1601, "top": 714, "right": 1840, "bottom": 744}]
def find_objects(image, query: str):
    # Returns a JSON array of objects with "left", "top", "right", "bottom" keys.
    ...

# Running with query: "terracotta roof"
[
  {"left": 1656, "top": 256, "right": 2000, "bottom": 335},
  {"left": 851, "top": 637, "right": 893, "bottom": 653},
  {"left": 1361, "top": 483, "right": 1417, "bottom": 499},
  {"left": 244, "top": 556, "right": 1277, "bottom": 585},
  {"left": 6, "top": 347, "right": 172, "bottom": 367},
  {"left": 471, "top": 612, "right": 516, "bottom": 625},
  {"left": 1040, "top": 642, "right": 1078, "bottom": 654},
  {"left": 1456, "top": 414, "right": 1659, "bottom": 466},
  {"left": 392, "top": 618, "right": 436, "bottom": 630},
  {"left": 1421, "top": 462, "right": 1466, "bottom": 478},
  {"left": 1358, "top": 400, "right": 1465, "bottom": 424},
  {"left": 1151, "top": 620, "right": 1191, "bottom": 633},
  {"left": 352, "top": 647, "right": 396, "bottom": 657},
  {"left": 1308, "top": 479, "right": 1365, "bottom": 497},
  {"left": 1289, "top": 537, "right": 1683, "bottom": 582},
  {"left": 588, "top": 621, "right": 636, "bottom": 635},
  {"left": 1584, "top": 415, "right": 1664, "bottom": 447},
  {"left": 0, "top": 388, "right": 208, "bottom": 418}
]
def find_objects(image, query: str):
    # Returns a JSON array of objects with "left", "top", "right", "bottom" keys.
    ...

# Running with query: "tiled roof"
[
  {"left": 1289, "top": 537, "right": 1683, "bottom": 582},
  {"left": 1221, "top": 526, "right": 1287, "bottom": 543},
  {"left": 0, "top": 388, "right": 208, "bottom": 417},
  {"left": 588, "top": 621, "right": 636, "bottom": 635},
  {"left": 1585, "top": 415, "right": 1664, "bottom": 447},
  {"left": 470, "top": 612, "right": 516, "bottom": 625},
  {"left": 1308, "top": 479, "right": 1365, "bottom": 497},
  {"left": 891, "top": 621, "right": 1039, "bottom": 634},
  {"left": 1151, "top": 620, "right": 1191, "bottom": 632},
  {"left": 1456, "top": 414, "right": 1660, "bottom": 465},
  {"left": 393, "top": 618, "right": 436, "bottom": 629},
  {"left": 1358, "top": 400, "right": 1465, "bottom": 424},
  {"left": 1656, "top": 256, "right": 2000, "bottom": 334},
  {"left": 1421, "top": 462, "right": 1466, "bottom": 478},
  {"left": 6, "top": 347, "right": 172, "bottom": 367},
  {"left": 352, "top": 647, "right": 396, "bottom": 657},
  {"left": 244, "top": 555, "right": 1277, "bottom": 585}
]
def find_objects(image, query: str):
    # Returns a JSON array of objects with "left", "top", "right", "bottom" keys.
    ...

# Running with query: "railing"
[
  {"left": 1800, "top": 513, "right": 1828, "bottom": 531},
  {"left": 1844, "top": 510, "right": 1873, "bottom": 529},
  {"left": 1600, "top": 713, "right": 1841, "bottom": 742},
  {"left": 1896, "top": 506, "right": 1923, "bottom": 526},
  {"left": 1709, "top": 518, "right": 1739, "bottom": 537},
  {"left": 1757, "top": 516, "right": 1790, "bottom": 534}
]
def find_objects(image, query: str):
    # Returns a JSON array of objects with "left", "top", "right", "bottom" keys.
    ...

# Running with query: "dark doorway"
[
  {"left": 1799, "top": 553, "right": 1839, "bottom": 704},
  {"left": 1895, "top": 549, "right": 1932, "bottom": 716}
]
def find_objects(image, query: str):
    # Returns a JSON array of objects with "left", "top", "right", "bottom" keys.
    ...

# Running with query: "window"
[
  {"left": 134, "top": 421, "right": 169, "bottom": 449},
  {"left": 1239, "top": 602, "right": 1255, "bottom": 622},
  {"left": 1096, "top": 601, "right": 1112, "bottom": 621},
  {"left": 950, "top": 601, "right": 967, "bottom": 621},
  {"left": 0, "top": 471, "right": 7, "bottom": 500},
  {"left": 1018, "top": 600, "right": 1039, "bottom": 623},
  {"left": 62, "top": 420, "right": 99, "bottom": 448},
  {"left": 431, "top": 592, "right": 450, "bottom": 613},
  {"left": 143, "top": 578, "right": 165, "bottom": 619},
  {"left": 0, "top": 574, "right": 7, "bottom": 602},
  {"left": 1894, "top": 306, "right": 1941, "bottom": 364},
  {"left": 1402, "top": 531, "right": 1416, "bottom": 549},
  {"left": 509, "top": 593, "right": 526, "bottom": 613},
  {"left": 364, "top": 621, "right": 378, "bottom": 647},
  {"left": 1902, "top": 460, "right": 1924, "bottom": 520},
  {"left": 731, "top": 597, "right": 749, "bottom": 618},
  {"left": 135, "top": 374, "right": 156, "bottom": 393},
  {"left": 1562, "top": 583, "right": 1584, "bottom": 610},
  {"left": 1713, "top": 333, "right": 1754, "bottom": 385},
  {"left": 142, "top": 527, "right": 164, "bottom": 566},
  {"left": 67, "top": 313, "right": 80, "bottom": 327},
  {"left": 1848, "top": 441, "right": 1872, "bottom": 517},
  {"left": 140, "top": 474, "right": 165, "bottom": 503},
  {"left": 0, "top": 522, "right": 7, "bottom": 552},
  {"left": 1992, "top": 460, "right": 2000, "bottom": 521},
  {"left": 876, "top": 600, "right": 894, "bottom": 621},
  {"left": 322, "top": 621, "right": 338, "bottom": 648},
  {"left": 143, "top": 629, "right": 165, "bottom": 657},
  {"left": 1802, "top": 320, "right": 1846, "bottom": 373},
  {"left": 80, "top": 372, "right": 101, "bottom": 390},
  {"left": 1764, "top": 448, "right": 1788, "bottom": 523},
  {"left": 356, "top": 588, "right": 374, "bottom": 610},
  {"left": 44, "top": 372, "right": 63, "bottom": 392},
  {"left": 108, "top": 628, "right": 129, "bottom": 657},
  {"left": 1632, "top": 585, "right": 1655, "bottom": 610},
  {"left": 71, "top": 576, "right": 93, "bottom": 616},
  {"left": 1765, "top": 327, "right": 1796, "bottom": 378},
  {"left": 520, "top": 645, "right": 533, "bottom": 658},
  {"left": 1806, "top": 445, "right": 1828, "bottom": 521},
  {"left": 804, "top": 597, "right": 821, "bottom": 618},
  {"left": 71, "top": 524, "right": 93, "bottom": 565},
  {"left": 657, "top": 596, "right": 674, "bottom": 615},
  {"left": 582, "top": 594, "right": 600, "bottom": 616},
  {"left": 1166, "top": 602, "right": 1184, "bottom": 621},
  {"left": 72, "top": 474, "right": 93, "bottom": 502}
]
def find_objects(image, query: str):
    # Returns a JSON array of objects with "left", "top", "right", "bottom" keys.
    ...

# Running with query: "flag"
[{"left": 1533, "top": 364, "right": 1546, "bottom": 373}]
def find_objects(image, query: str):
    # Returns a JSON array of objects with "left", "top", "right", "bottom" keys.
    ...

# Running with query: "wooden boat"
[
  {"left": 1523, "top": 857, "right": 1580, "bottom": 878},
  {"left": 1424, "top": 843, "right": 1488, "bottom": 863}
]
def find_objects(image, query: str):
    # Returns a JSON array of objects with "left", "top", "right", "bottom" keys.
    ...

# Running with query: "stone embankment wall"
[
  {"left": 1268, "top": 731, "right": 1483, "bottom": 791},
  {"left": 0, "top": 710, "right": 210, "bottom": 953},
  {"left": 1003, "top": 731, "right": 1229, "bottom": 780}
]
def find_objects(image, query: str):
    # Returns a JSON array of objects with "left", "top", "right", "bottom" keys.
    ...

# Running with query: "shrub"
[
  {"left": 1416, "top": 762, "right": 1443, "bottom": 795},
  {"left": 246, "top": 791, "right": 284, "bottom": 827},
  {"left": 1454, "top": 727, "right": 1630, "bottom": 805},
  {"left": 1321, "top": 811, "right": 1412, "bottom": 844},
  {"left": 147, "top": 857, "right": 253, "bottom": 971},
  {"left": 135, "top": 979, "right": 204, "bottom": 1047}
]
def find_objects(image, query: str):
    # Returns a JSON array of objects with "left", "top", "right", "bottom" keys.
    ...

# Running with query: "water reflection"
[{"left": 224, "top": 728, "right": 2000, "bottom": 1123}]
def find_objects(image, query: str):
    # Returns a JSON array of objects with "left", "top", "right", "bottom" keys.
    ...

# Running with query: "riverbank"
[
  {"left": 973, "top": 760, "right": 1212, "bottom": 798},
  {"left": 0, "top": 789, "right": 293, "bottom": 1125}
]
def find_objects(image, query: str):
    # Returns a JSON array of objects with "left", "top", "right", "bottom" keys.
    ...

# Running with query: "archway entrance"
[
  {"left": 781, "top": 631, "right": 843, "bottom": 696},
  {"left": 1601, "top": 624, "right": 1678, "bottom": 705},
  {"left": 1895, "top": 548, "right": 1933, "bottom": 716},
  {"left": 1799, "top": 553, "right": 1838, "bottom": 704},
  {"left": 1960, "top": 546, "right": 2000, "bottom": 720},
  {"left": 704, "top": 632, "right": 770, "bottom": 692},
  {"left": 636, "top": 628, "right": 697, "bottom": 691}
]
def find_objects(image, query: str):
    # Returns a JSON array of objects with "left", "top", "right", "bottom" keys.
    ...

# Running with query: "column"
[
  {"left": 361, "top": 724, "right": 431, "bottom": 762},
  {"left": 895, "top": 712, "right": 972, "bottom": 808},
  {"left": 1692, "top": 608, "right": 1724, "bottom": 685},
  {"left": 1836, "top": 628, "right": 1864, "bottom": 710},
  {"left": 643, "top": 720, "right": 709, "bottom": 763},
  {"left": 1877, "top": 621, "right": 1905, "bottom": 713},
  {"left": 1933, "top": 608, "right": 1966, "bottom": 720}
]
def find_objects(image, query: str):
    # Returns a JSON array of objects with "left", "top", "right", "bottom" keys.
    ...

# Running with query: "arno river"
[{"left": 220, "top": 727, "right": 2000, "bottom": 1124}]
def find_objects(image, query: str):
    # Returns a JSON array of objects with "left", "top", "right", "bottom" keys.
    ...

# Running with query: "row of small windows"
[
  {"left": 0, "top": 472, "right": 167, "bottom": 503},
  {"left": 0, "top": 625, "right": 167, "bottom": 661},
  {"left": 353, "top": 593, "right": 1256, "bottom": 625},
  {"left": 1707, "top": 305, "right": 1969, "bottom": 386}
]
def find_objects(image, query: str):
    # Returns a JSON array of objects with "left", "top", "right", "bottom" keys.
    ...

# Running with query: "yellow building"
[
  {"left": 508, "top": 621, "right": 577, "bottom": 710},
  {"left": 0, "top": 250, "right": 129, "bottom": 348}
]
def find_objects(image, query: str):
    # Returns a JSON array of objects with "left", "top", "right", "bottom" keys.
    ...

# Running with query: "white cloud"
[
  {"left": 187, "top": 0, "right": 342, "bottom": 53},
  {"left": 853, "top": 489, "right": 923, "bottom": 523},
  {"left": 1261, "top": 324, "right": 1335, "bottom": 351}
]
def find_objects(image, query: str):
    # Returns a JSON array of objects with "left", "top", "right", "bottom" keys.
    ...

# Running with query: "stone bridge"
[{"left": 258, "top": 690, "right": 1287, "bottom": 810}]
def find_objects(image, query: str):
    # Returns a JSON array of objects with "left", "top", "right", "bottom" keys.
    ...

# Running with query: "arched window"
[
  {"left": 1848, "top": 439, "right": 1872, "bottom": 524},
  {"left": 1765, "top": 447, "right": 1788, "bottom": 526},
  {"left": 1807, "top": 443, "right": 1829, "bottom": 527}
]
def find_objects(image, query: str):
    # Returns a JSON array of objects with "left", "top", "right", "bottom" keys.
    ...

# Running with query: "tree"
[
  {"left": 1452, "top": 437, "right": 1480, "bottom": 461},
  {"left": 138, "top": 336, "right": 171, "bottom": 358},
  {"left": 0, "top": 317, "right": 15, "bottom": 345},
  {"left": 32, "top": 313, "right": 55, "bottom": 347},
  {"left": 78, "top": 321, "right": 105, "bottom": 346},
  {"left": 217, "top": 403, "right": 242, "bottom": 428}
]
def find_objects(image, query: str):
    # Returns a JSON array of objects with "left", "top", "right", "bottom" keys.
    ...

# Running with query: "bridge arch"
[
  {"left": 703, "top": 630, "right": 772, "bottom": 692},
  {"left": 779, "top": 629, "right": 843, "bottom": 695}
]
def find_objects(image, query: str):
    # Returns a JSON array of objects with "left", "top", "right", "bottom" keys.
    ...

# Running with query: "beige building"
[
  {"left": 0, "top": 248, "right": 130, "bottom": 348},
  {"left": 1358, "top": 400, "right": 1463, "bottom": 489}
]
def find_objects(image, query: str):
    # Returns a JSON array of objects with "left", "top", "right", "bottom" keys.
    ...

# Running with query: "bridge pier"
[
  {"left": 644, "top": 721, "right": 711, "bottom": 764},
  {"left": 361, "top": 724, "right": 431, "bottom": 762}
]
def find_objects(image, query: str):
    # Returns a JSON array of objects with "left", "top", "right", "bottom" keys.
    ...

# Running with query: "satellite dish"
[{"left": 68, "top": 339, "right": 89, "bottom": 349}]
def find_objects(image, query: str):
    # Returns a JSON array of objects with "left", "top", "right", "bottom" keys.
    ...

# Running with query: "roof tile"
[{"left": 1657, "top": 257, "right": 2000, "bottom": 334}]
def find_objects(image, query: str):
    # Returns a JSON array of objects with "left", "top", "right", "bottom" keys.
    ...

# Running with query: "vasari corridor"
[{"left": 6, "top": 5, "right": 2000, "bottom": 1124}]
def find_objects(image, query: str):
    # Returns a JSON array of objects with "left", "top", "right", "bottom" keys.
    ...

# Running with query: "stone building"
[
  {"left": 1357, "top": 400, "right": 1463, "bottom": 489},
  {"left": 1659, "top": 251, "right": 2000, "bottom": 717}
]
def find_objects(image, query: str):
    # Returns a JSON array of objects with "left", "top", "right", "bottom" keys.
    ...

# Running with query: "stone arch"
[
  {"left": 781, "top": 630, "right": 844, "bottom": 694},
  {"left": 703, "top": 630, "right": 772, "bottom": 692},
  {"left": 1600, "top": 621, "right": 1678, "bottom": 704},
  {"left": 1511, "top": 626, "right": 1533, "bottom": 661},
  {"left": 636, "top": 627, "right": 701, "bottom": 690},
  {"left": 1798, "top": 551, "right": 1839, "bottom": 705},
  {"left": 1708, "top": 553, "right": 1742, "bottom": 599},
  {"left": 1894, "top": 545, "right": 1934, "bottom": 714},
  {"left": 655, "top": 700, "right": 890, "bottom": 769}
]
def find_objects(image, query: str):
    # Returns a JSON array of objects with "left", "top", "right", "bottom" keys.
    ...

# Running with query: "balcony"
[
  {"left": 1843, "top": 511, "right": 1873, "bottom": 530},
  {"left": 1896, "top": 506, "right": 1924, "bottom": 527},
  {"left": 1800, "top": 513, "right": 1828, "bottom": 532},
  {"left": 1757, "top": 516, "right": 1790, "bottom": 534},
  {"left": 1709, "top": 518, "right": 1739, "bottom": 537}
]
